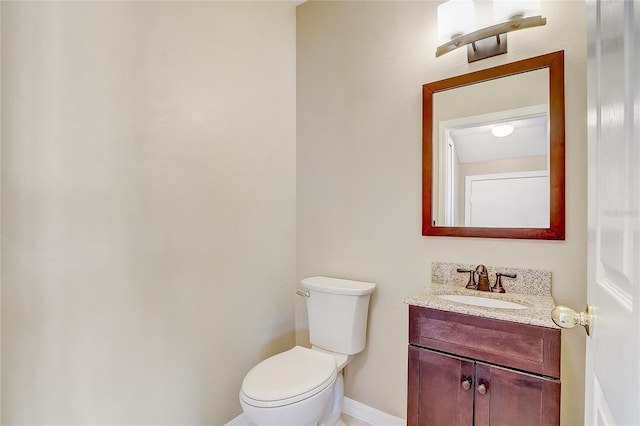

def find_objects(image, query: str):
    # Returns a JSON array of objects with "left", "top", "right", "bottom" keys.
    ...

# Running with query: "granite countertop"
[{"left": 405, "top": 282, "right": 559, "bottom": 329}]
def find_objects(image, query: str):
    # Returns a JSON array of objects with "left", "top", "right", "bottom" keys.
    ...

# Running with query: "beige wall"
[
  {"left": 0, "top": 4, "right": 3, "bottom": 421},
  {"left": 297, "top": 1, "right": 587, "bottom": 423},
  {"left": 460, "top": 156, "right": 549, "bottom": 178},
  {"left": 1, "top": 2, "right": 296, "bottom": 424}
]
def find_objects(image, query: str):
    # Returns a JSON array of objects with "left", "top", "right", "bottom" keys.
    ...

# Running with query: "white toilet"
[{"left": 239, "top": 276, "right": 376, "bottom": 426}]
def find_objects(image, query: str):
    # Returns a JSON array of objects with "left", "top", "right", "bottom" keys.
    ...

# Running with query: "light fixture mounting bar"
[{"left": 436, "top": 15, "right": 547, "bottom": 59}]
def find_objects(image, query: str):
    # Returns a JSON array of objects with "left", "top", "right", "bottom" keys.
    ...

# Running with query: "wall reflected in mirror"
[{"left": 432, "top": 69, "right": 550, "bottom": 228}]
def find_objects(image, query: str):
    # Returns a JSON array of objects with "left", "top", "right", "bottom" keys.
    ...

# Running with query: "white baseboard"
[
  {"left": 226, "top": 397, "right": 405, "bottom": 426},
  {"left": 341, "top": 397, "right": 405, "bottom": 426},
  {"left": 225, "top": 413, "right": 250, "bottom": 426}
]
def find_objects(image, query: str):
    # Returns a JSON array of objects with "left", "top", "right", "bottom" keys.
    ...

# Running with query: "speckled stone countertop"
[{"left": 405, "top": 262, "right": 559, "bottom": 329}]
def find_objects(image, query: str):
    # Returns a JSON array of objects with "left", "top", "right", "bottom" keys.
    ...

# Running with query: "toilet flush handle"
[{"left": 296, "top": 290, "right": 310, "bottom": 297}]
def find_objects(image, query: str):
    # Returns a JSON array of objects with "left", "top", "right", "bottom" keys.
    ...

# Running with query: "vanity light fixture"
[
  {"left": 436, "top": 0, "right": 546, "bottom": 63},
  {"left": 491, "top": 123, "right": 515, "bottom": 137}
]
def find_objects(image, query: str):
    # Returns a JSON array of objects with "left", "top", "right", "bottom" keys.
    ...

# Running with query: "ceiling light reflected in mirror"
[{"left": 491, "top": 124, "right": 515, "bottom": 137}]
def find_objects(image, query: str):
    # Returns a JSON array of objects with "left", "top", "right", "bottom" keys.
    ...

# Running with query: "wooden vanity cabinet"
[{"left": 408, "top": 305, "right": 561, "bottom": 426}]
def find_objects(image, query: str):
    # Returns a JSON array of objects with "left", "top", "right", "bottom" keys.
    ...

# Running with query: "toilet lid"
[{"left": 240, "top": 346, "right": 337, "bottom": 408}]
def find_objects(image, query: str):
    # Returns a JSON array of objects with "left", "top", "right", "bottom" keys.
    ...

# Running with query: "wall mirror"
[{"left": 423, "top": 51, "right": 565, "bottom": 239}]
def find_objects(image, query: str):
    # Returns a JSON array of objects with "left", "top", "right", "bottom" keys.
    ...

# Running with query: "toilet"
[{"left": 239, "top": 276, "right": 376, "bottom": 426}]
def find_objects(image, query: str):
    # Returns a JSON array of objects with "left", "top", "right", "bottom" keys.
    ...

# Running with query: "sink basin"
[{"left": 437, "top": 294, "right": 528, "bottom": 310}]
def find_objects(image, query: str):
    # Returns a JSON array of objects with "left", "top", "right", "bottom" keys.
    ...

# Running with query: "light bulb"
[
  {"left": 491, "top": 124, "right": 515, "bottom": 137},
  {"left": 437, "top": 0, "right": 476, "bottom": 42},
  {"left": 493, "top": 0, "right": 541, "bottom": 22}
]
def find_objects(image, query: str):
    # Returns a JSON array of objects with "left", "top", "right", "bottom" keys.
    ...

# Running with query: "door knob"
[
  {"left": 551, "top": 305, "right": 593, "bottom": 336},
  {"left": 461, "top": 377, "right": 472, "bottom": 391},
  {"left": 477, "top": 383, "right": 488, "bottom": 395}
]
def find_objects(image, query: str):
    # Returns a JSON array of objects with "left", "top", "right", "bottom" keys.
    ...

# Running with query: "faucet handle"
[
  {"left": 492, "top": 272, "right": 517, "bottom": 293},
  {"left": 456, "top": 268, "right": 477, "bottom": 289}
]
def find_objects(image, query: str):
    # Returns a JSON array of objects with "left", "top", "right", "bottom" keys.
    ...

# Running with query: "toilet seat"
[{"left": 240, "top": 346, "right": 337, "bottom": 408}]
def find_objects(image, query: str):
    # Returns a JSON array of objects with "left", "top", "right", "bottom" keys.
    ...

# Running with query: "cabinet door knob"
[
  {"left": 477, "top": 383, "right": 488, "bottom": 395},
  {"left": 461, "top": 377, "right": 472, "bottom": 391}
]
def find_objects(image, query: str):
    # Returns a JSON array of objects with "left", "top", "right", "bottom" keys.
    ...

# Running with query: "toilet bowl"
[
  {"left": 239, "top": 346, "right": 340, "bottom": 426},
  {"left": 239, "top": 276, "right": 376, "bottom": 426}
]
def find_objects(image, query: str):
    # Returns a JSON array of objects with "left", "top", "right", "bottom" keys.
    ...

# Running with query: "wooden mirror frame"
[{"left": 422, "top": 51, "right": 565, "bottom": 240}]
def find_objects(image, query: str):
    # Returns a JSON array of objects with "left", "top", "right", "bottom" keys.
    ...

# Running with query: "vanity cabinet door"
[
  {"left": 408, "top": 346, "right": 560, "bottom": 426},
  {"left": 474, "top": 363, "right": 560, "bottom": 426},
  {"left": 408, "top": 346, "right": 474, "bottom": 426},
  {"left": 408, "top": 306, "right": 561, "bottom": 425}
]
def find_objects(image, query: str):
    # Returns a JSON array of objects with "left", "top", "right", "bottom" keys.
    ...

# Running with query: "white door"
[
  {"left": 464, "top": 171, "right": 549, "bottom": 228},
  {"left": 585, "top": 0, "right": 640, "bottom": 424}
]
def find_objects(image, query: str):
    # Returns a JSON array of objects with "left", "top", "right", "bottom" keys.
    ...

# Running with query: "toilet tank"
[{"left": 301, "top": 276, "right": 376, "bottom": 355}]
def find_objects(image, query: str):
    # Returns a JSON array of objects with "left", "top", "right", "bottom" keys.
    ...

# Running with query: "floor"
[
  {"left": 341, "top": 413, "right": 373, "bottom": 426},
  {"left": 228, "top": 413, "right": 372, "bottom": 426}
]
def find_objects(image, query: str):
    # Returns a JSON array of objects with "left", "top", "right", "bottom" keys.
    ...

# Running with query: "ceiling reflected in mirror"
[{"left": 449, "top": 113, "right": 548, "bottom": 164}]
